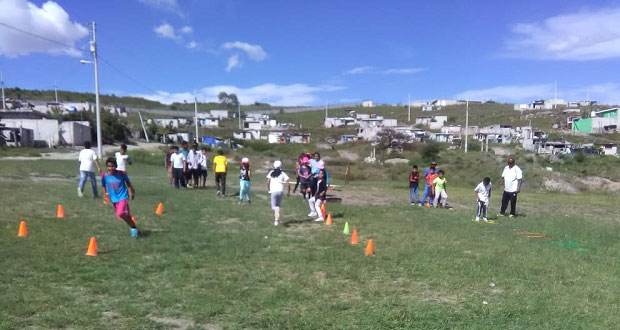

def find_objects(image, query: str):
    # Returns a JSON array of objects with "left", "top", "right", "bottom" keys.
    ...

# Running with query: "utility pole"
[
  {"left": 325, "top": 100, "right": 328, "bottom": 119},
  {"left": 194, "top": 89, "right": 199, "bottom": 143},
  {"left": 238, "top": 102, "right": 241, "bottom": 130},
  {"left": 0, "top": 69, "right": 5, "bottom": 110},
  {"left": 554, "top": 80, "right": 557, "bottom": 110},
  {"left": 408, "top": 93, "right": 411, "bottom": 122},
  {"left": 54, "top": 81, "right": 59, "bottom": 104},
  {"left": 84, "top": 21, "right": 102, "bottom": 158},
  {"left": 464, "top": 100, "right": 469, "bottom": 153},
  {"left": 138, "top": 111, "right": 149, "bottom": 143}
]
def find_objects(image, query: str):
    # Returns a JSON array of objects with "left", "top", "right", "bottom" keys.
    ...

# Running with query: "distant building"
[
  {"left": 210, "top": 110, "right": 229, "bottom": 119},
  {"left": 324, "top": 117, "right": 356, "bottom": 128},
  {"left": 60, "top": 121, "right": 91, "bottom": 146},
  {"left": 361, "top": 100, "right": 374, "bottom": 108},
  {"left": 152, "top": 118, "right": 180, "bottom": 129},
  {"left": 572, "top": 108, "right": 619, "bottom": 134},
  {"left": 233, "top": 130, "right": 261, "bottom": 140}
]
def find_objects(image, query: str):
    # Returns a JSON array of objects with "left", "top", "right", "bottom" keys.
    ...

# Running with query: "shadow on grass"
[
  {"left": 138, "top": 229, "right": 168, "bottom": 238},
  {"left": 282, "top": 218, "right": 315, "bottom": 228}
]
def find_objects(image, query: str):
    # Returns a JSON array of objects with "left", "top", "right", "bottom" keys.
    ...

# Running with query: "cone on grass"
[
  {"left": 103, "top": 194, "right": 110, "bottom": 205},
  {"left": 343, "top": 222, "right": 350, "bottom": 235},
  {"left": 351, "top": 229, "right": 358, "bottom": 245},
  {"left": 85, "top": 237, "right": 97, "bottom": 256},
  {"left": 325, "top": 213, "right": 333, "bottom": 226},
  {"left": 56, "top": 204, "right": 65, "bottom": 218},
  {"left": 155, "top": 203, "right": 164, "bottom": 215},
  {"left": 365, "top": 239, "right": 374, "bottom": 256},
  {"left": 320, "top": 202, "right": 326, "bottom": 219},
  {"left": 17, "top": 221, "right": 27, "bottom": 237}
]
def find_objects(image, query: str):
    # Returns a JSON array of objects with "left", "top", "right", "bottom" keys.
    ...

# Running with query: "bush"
[
  {"left": 421, "top": 142, "right": 441, "bottom": 160},
  {"left": 574, "top": 153, "right": 586, "bottom": 163}
]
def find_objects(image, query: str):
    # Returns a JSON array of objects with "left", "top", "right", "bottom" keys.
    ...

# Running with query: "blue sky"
[{"left": 1, "top": 0, "right": 620, "bottom": 106}]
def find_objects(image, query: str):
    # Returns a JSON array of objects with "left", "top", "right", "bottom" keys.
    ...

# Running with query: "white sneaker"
[
  {"left": 483, "top": 218, "right": 489, "bottom": 223},
  {"left": 475, "top": 217, "right": 480, "bottom": 222},
  {"left": 509, "top": 214, "right": 515, "bottom": 218},
  {"left": 314, "top": 218, "right": 324, "bottom": 222},
  {"left": 274, "top": 220, "right": 279, "bottom": 226},
  {"left": 308, "top": 212, "right": 318, "bottom": 217},
  {"left": 77, "top": 187, "right": 84, "bottom": 198}
]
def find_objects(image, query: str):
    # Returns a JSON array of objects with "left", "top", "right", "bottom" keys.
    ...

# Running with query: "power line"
[
  {"left": 0, "top": 21, "right": 88, "bottom": 52},
  {"left": 97, "top": 55, "right": 159, "bottom": 94}
]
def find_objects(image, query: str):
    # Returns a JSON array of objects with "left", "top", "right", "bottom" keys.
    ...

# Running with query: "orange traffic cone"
[
  {"left": 155, "top": 203, "right": 164, "bottom": 215},
  {"left": 351, "top": 229, "right": 358, "bottom": 245},
  {"left": 103, "top": 194, "right": 110, "bottom": 205},
  {"left": 57, "top": 204, "right": 65, "bottom": 218},
  {"left": 365, "top": 239, "right": 374, "bottom": 256},
  {"left": 17, "top": 221, "right": 27, "bottom": 237},
  {"left": 85, "top": 237, "right": 98, "bottom": 256},
  {"left": 320, "top": 202, "right": 326, "bottom": 219},
  {"left": 325, "top": 213, "right": 333, "bottom": 226}
]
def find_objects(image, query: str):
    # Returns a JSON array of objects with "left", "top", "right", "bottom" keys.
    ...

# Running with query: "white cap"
[
  {"left": 273, "top": 160, "right": 282, "bottom": 169},
  {"left": 241, "top": 157, "right": 249, "bottom": 163}
]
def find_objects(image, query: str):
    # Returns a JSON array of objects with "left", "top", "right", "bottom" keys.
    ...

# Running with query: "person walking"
[
  {"left": 170, "top": 146, "right": 187, "bottom": 188},
  {"left": 115, "top": 144, "right": 132, "bottom": 173},
  {"left": 499, "top": 156, "right": 523, "bottom": 217},
  {"left": 239, "top": 157, "right": 251, "bottom": 204},
  {"left": 266, "top": 160, "right": 290, "bottom": 226},
  {"left": 77, "top": 141, "right": 101, "bottom": 198},
  {"left": 213, "top": 149, "right": 228, "bottom": 196}
]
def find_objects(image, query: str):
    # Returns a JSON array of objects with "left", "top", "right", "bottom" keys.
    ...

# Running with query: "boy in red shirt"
[{"left": 424, "top": 167, "right": 438, "bottom": 207}]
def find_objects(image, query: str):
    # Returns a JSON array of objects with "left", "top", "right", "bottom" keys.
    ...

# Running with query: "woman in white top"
[{"left": 266, "top": 160, "right": 290, "bottom": 226}]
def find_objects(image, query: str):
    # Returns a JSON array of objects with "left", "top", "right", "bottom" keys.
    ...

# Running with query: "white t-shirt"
[
  {"left": 200, "top": 153, "right": 208, "bottom": 170},
  {"left": 502, "top": 165, "right": 523, "bottom": 193},
  {"left": 78, "top": 149, "right": 98, "bottom": 172},
  {"left": 266, "top": 170, "right": 290, "bottom": 193},
  {"left": 115, "top": 152, "right": 130, "bottom": 171},
  {"left": 186, "top": 150, "right": 202, "bottom": 170},
  {"left": 170, "top": 153, "right": 186, "bottom": 169},
  {"left": 474, "top": 182, "right": 492, "bottom": 203}
]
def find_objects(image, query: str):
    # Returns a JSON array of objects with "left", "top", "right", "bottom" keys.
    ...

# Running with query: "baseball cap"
[
  {"left": 273, "top": 160, "right": 282, "bottom": 169},
  {"left": 241, "top": 157, "right": 249, "bottom": 164}
]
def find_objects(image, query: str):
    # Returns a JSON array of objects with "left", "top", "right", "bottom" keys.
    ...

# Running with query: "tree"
[
  {"left": 374, "top": 128, "right": 407, "bottom": 164},
  {"left": 217, "top": 91, "right": 239, "bottom": 108}
]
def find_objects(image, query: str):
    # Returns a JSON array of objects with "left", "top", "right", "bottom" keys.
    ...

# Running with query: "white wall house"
[
  {"left": 199, "top": 117, "right": 219, "bottom": 127},
  {"left": 429, "top": 115, "right": 448, "bottom": 130},
  {"left": 60, "top": 121, "right": 91, "bottom": 146},
  {"left": 233, "top": 130, "right": 261, "bottom": 140},
  {"left": 0, "top": 118, "right": 60, "bottom": 147},
  {"left": 210, "top": 110, "right": 229, "bottom": 119},
  {"left": 243, "top": 121, "right": 262, "bottom": 130},
  {"left": 152, "top": 118, "right": 180, "bottom": 128},
  {"left": 361, "top": 100, "right": 374, "bottom": 107}
]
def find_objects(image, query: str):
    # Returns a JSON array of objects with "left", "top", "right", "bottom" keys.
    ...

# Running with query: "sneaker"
[
  {"left": 483, "top": 218, "right": 489, "bottom": 223},
  {"left": 130, "top": 228, "right": 138, "bottom": 238},
  {"left": 248, "top": 200, "right": 251, "bottom": 205},
  {"left": 410, "top": 203, "right": 415, "bottom": 206},
  {"left": 475, "top": 217, "right": 480, "bottom": 221},
  {"left": 314, "top": 218, "right": 324, "bottom": 222},
  {"left": 499, "top": 213, "right": 506, "bottom": 217},
  {"left": 274, "top": 220, "right": 279, "bottom": 226},
  {"left": 509, "top": 214, "right": 515, "bottom": 218},
  {"left": 238, "top": 200, "right": 242, "bottom": 205},
  {"left": 418, "top": 203, "right": 423, "bottom": 207},
  {"left": 308, "top": 212, "right": 318, "bottom": 217},
  {"left": 217, "top": 190, "right": 221, "bottom": 195},
  {"left": 77, "top": 187, "right": 84, "bottom": 198}
]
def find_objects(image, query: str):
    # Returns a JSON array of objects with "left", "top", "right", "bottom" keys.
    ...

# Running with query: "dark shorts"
[{"left": 200, "top": 169, "right": 207, "bottom": 178}]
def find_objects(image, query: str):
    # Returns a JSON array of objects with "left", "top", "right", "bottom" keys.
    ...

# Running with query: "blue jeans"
[
  {"left": 239, "top": 179, "right": 250, "bottom": 201},
  {"left": 409, "top": 186, "right": 419, "bottom": 204},
  {"left": 78, "top": 170, "right": 98, "bottom": 197},
  {"left": 421, "top": 185, "right": 434, "bottom": 205}
]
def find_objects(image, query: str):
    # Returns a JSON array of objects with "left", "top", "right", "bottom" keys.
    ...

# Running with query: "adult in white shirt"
[
  {"left": 266, "top": 160, "right": 290, "bottom": 226},
  {"left": 77, "top": 141, "right": 101, "bottom": 198},
  {"left": 115, "top": 144, "right": 132, "bottom": 172},
  {"left": 499, "top": 156, "right": 523, "bottom": 217},
  {"left": 186, "top": 144, "right": 203, "bottom": 188},
  {"left": 169, "top": 146, "right": 187, "bottom": 188}
]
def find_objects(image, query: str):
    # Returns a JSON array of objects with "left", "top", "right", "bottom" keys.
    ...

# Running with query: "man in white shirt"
[
  {"left": 266, "top": 160, "right": 290, "bottom": 226},
  {"left": 77, "top": 141, "right": 101, "bottom": 198},
  {"left": 499, "top": 156, "right": 523, "bottom": 217},
  {"left": 115, "top": 144, "right": 132, "bottom": 172},
  {"left": 186, "top": 144, "right": 203, "bottom": 188},
  {"left": 170, "top": 146, "right": 187, "bottom": 188}
]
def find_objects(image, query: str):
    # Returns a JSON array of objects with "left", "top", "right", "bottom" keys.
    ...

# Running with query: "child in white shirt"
[{"left": 474, "top": 177, "right": 492, "bottom": 222}]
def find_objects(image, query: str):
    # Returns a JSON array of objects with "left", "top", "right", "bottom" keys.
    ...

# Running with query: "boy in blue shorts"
[{"left": 101, "top": 158, "right": 138, "bottom": 238}]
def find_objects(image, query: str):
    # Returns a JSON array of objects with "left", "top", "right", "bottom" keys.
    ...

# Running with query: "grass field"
[{"left": 1, "top": 152, "right": 619, "bottom": 329}]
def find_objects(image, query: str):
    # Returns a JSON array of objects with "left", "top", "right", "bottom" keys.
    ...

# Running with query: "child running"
[
  {"left": 432, "top": 170, "right": 448, "bottom": 208},
  {"left": 474, "top": 177, "right": 492, "bottom": 222},
  {"left": 101, "top": 158, "right": 138, "bottom": 238},
  {"left": 239, "top": 158, "right": 251, "bottom": 204},
  {"left": 307, "top": 169, "right": 328, "bottom": 222},
  {"left": 115, "top": 144, "right": 132, "bottom": 173},
  {"left": 266, "top": 161, "right": 290, "bottom": 226}
]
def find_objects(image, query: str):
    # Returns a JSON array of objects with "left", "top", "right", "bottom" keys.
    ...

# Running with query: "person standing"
[
  {"left": 409, "top": 165, "right": 421, "bottom": 205},
  {"left": 420, "top": 161, "right": 438, "bottom": 206},
  {"left": 164, "top": 146, "right": 174, "bottom": 186},
  {"left": 77, "top": 141, "right": 101, "bottom": 198},
  {"left": 266, "top": 160, "right": 290, "bottom": 226},
  {"left": 170, "top": 146, "right": 187, "bottom": 188},
  {"left": 292, "top": 153, "right": 305, "bottom": 193},
  {"left": 432, "top": 170, "right": 448, "bottom": 208},
  {"left": 213, "top": 149, "right": 228, "bottom": 196},
  {"left": 115, "top": 144, "right": 132, "bottom": 173},
  {"left": 239, "top": 157, "right": 251, "bottom": 204},
  {"left": 180, "top": 141, "right": 190, "bottom": 185},
  {"left": 474, "top": 177, "right": 492, "bottom": 222},
  {"left": 186, "top": 144, "right": 202, "bottom": 188},
  {"left": 200, "top": 147, "right": 208, "bottom": 188},
  {"left": 297, "top": 157, "right": 312, "bottom": 200},
  {"left": 500, "top": 156, "right": 523, "bottom": 217},
  {"left": 308, "top": 169, "right": 328, "bottom": 222}
]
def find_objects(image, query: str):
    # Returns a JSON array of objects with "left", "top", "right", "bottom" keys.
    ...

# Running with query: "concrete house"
[
  {"left": 361, "top": 100, "right": 374, "bottom": 107},
  {"left": 199, "top": 117, "right": 220, "bottom": 127},
  {"left": 210, "top": 110, "right": 229, "bottom": 119},
  {"left": 60, "top": 121, "right": 91, "bottom": 146},
  {"left": 243, "top": 121, "right": 262, "bottom": 130},
  {"left": 233, "top": 130, "right": 261, "bottom": 140},
  {"left": 572, "top": 108, "right": 619, "bottom": 134},
  {"left": 0, "top": 118, "right": 60, "bottom": 147},
  {"left": 0, "top": 126, "right": 34, "bottom": 147},
  {"left": 324, "top": 117, "right": 356, "bottom": 128},
  {"left": 429, "top": 115, "right": 448, "bottom": 130},
  {"left": 152, "top": 118, "right": 180, "bottom": 129},
  {"left": 601, "top": 144, "right": 618, "bottom": 156}
]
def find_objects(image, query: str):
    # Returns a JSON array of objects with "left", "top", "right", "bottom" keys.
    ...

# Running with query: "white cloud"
[
  {"left": 226, "top": 54, "right": 241, "bottom": 71},
  {"left": 134, "top": 83, "right": 345, "bottom": 106},
  {"left": 154, "top": 22, "right": 178, "bottom": 40},
  {"left": 455, "top": 84, "right": 554, "bottom": 102},
  {"left": 221, "top": 41, "right": 267, "bottom": 61},
  {"left": 0, "top": 0, "right": 89, "bottom": 57},
  {"left": 186, "top": 41, "right": 197, "bottom": 49},
  {"left": 504, "top": 7, "right": 620, "bottom": 60},
  {"left": 383, "top": 68, "right": 426, "bottom": 74},
  {"left": 344, "top": 66, "right": 373, "bottom": 75},
  {"left": 138, "top": 0, "right": 183, "bottom": 16},
  {"left": 455, "top": 82, "right": 620, "bottom": 104},
  {"left": 180, "top": 26, "right": 193, "bottom": 34}
]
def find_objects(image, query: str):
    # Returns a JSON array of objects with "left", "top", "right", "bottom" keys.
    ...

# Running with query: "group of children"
[
  {"left": 166, "top": 142, "right": 210, "bottom": 189},
  {"left": 408, "top": 162, "right": 493, "bottom": 222}
]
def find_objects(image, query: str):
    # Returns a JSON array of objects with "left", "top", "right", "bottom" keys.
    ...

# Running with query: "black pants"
[
  {"left": 173, "top": 168, "right": 186, "bottom": 188},
  {"left": 500, "top": 191, "right": 518, "bottom": 216},
  {"left": 293, "top": 176, "right": 300, "bottom": 192},
  {"left": 477, "top": 200, "right": 488, "bottom": 218},
  {"left": 215, "top": 172, "right": 226, "bottom": 194}
]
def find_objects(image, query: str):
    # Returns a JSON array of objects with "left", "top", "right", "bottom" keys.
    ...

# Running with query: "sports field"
[{"left": 1, "top": 155, "right": 619, "bottom": 329}]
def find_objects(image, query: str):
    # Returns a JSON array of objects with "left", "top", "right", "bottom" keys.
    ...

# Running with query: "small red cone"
[
  {"left": 85, "top": 237, "right": 98, "bottom": 256},
  {"left": 17, "top": 221, "right": 27, "bottom": 237}
]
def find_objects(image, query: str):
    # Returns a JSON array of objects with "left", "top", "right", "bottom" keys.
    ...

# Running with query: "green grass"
[{"left": 1, "top": 157, "right": 620, "bottom": 329}]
